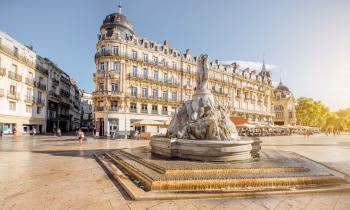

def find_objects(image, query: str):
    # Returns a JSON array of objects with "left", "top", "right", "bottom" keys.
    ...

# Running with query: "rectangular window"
[
  {"left": 28, "top": 71, "right": 33, "bottom": 79},
  {"left": 162, "top": 106, "right": 168, "bottom": 114},
  {"left": 26, "top": 105, "right": 32, "bottom": 113},
  {"left": 112, "top": 46, "right": 118, "bottom": 54},
  {"left": 101, "top": 45, "right": 106, "bottom": 52},
  {"left": 153, "top": 56, "right": 158, "bottom": 63},
  {"left": 38, "top": 91, "right": 42, "bottom": 100},
  {"left": 27, "top": 87, "right": 32, "bottom": 97},
  {"left": 171, "top": 107, "right": 177, "bottom": 115},
  {"left": 132, "top": 66, "right": 137, "bottom": 77},
  {"left": 172, "top": 92, "right": 177, "bottom": 101},
  {"left": 162, "top": 90, "right": 168, "bottom": 100},
  {"left": 141, "top": 104, "right": 148, "bottom": 113},
  {"left": 187, "top": 65, "right": 191, "bottom": 73},
  {"left": 112, "top": 61, "right": 120, "bottom": 71},
  {"left": 152, "top": 89, "right": 158, "bottom": 98},
  {"left": 163, "top": 73, "right": 168, "bottom": 82},
  {"left": 130, "top": 102, "right": 137, "bottom": 112},
  {"left": 143, "top": 68, "right": 148, "bottom": 79},
  {"left": 111, "top": 101, "right": 118, "bottom": 111},
  {"left": 132, "top": 50, "right": 137, "bottom": 59},
  {"left": 99, "top": 62, "right": 105, "bottom": 71},
  {"left": 141, "top": 87, "right": 148, "bottom": 97},
  {"left": 151, "top": 105, "right": 158, "bottom": 114},
  {"left": 172, "top": 62, "right": 177, "bottom": 69},
  {"left": 37, "top": 107, "right": 41, "bottom": 114},
  {"left": 10, "top": 85, "right": 16, "bottom": 94},
  {"left": 9, "top": 102, "right": 16, "bottom": 111},
  {"left": 111, "top": 83, "right": 119, "bottom": 92},
  {"left": 153, "top": 70, "right": 159, "bottom": 80},
  {"left": 131, "top": 87, "right": 137, "bottom": 96},
  {"left": 99, "top": 83, "right": 104, "bottom": 91},
  {"left": 143, "top": 53, "right": 148, "bottom": 62},
  {"left": 12, "top": 64, "right": 18, "bottom": 72}
]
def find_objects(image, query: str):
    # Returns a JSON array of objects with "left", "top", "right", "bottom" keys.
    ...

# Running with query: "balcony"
[
  {"left": 24, "top": 95, "right": 35, "bottom": 104},
  {"left": 128, "top": 73, "right": 179, "bottom": 87},
  {"left": 48, "top": 91, "right": 59, "bottom": 101},
  {"left": 140, "top": 109, "right": 148, "bottom": 114},
  {"left": 96, "top": 107, "right": 104, "bottom": 111},
  {"left": 8, "top": 71, "right": 22, "bottom": 82},
  {"left": 25, "top": 77, "right": 35, "bottom": 86},
  {"left": 36, "top": 98, "right": 45, "bottom": 106},
  {"left": 94, "top": 50, "right": 121, "bottom": 59},
  {"left": 60, "top": 89, "right": 70, "bottom": 97},
  {"left": 36, "top": 82, "right": 46, "bottom": 91},
  {"left": 7, "top": 91, "right": 20, "bottom": 100},
  {"left": 0, "top": 67, "right": 6, "bottom": 76},
  {"left": 162, "top": 111, "right": 168, "bottom": 115},
  {"left": 0, "top": 89, "right": 4, "bottom": 97},
  {"left": 151, "top": 110, "right": 158, "bottom": 114},
  {"left": 109, "top": 70, "right": 120, "bottom": 78},
  {"left": 130, "top": 108, "right": 137, "bottom": 113},
  {"left": 52, "top": 77, "right": 59, "bottom": 86},
  {"left": 92, "top": 91, "right": 122, "bottom": 97},
  {"left": 109, "top": 107, "right": 119, "bottom": 112}
]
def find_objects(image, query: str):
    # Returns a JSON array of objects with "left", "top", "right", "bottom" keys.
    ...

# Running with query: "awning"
[
  {"left": 231, "top": 117, "right": 248, "bottom": 125},
  {"left": 131, "top": 119, "right": 167, "bottom": 126},
  {"left": 236, "top": 123, "right": 256, "bottom": 128}
]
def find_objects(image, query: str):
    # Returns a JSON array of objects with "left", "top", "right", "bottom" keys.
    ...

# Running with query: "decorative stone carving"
[{"left": 167, "top": 54, "right": 239, "bottom": 141}]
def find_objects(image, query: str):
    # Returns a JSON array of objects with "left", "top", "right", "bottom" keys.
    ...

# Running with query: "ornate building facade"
[
  {"left": 273, "top": 81, "right": 297, "bottom": 125},
  {"left": 80, "top": 91, "right": 93, "bottom": 130},
  {"left": 0, "top": 31, "right": 48, "bottom": 135},
  {"left": 92, "top": 10, "right": 274, "bottom": 137}
]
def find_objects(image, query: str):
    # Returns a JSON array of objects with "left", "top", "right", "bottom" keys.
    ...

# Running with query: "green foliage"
[{"left": 296, "top": 97, "right": 350, "bottom": 131}]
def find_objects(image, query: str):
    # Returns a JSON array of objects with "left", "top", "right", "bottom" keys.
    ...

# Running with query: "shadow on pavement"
[{"left": 33, "top": 149, "right": 111, "bottom": 158}]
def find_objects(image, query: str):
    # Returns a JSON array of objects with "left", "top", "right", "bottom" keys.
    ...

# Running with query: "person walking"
[
  {"left": 78, "top": 128, "right": 84, "bottom": 145},
  {"left": 57, "top": 128, "right": 61, "bottom": 137},
  {"left": 32, "top": 127, "right": 36, "bottom": 136}
]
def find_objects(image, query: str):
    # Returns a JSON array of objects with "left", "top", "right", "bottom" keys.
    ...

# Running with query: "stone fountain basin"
[{"left": 150, "top": 137, "right": 261, "bottom": 162}]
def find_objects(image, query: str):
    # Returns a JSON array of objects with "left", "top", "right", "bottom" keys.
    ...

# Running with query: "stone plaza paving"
[{"left": 1, "top": 134, "right": 350, "bottom": 210}]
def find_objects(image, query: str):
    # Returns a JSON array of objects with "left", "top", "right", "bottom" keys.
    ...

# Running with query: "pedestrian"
[
  {"left": 93, "top": 128, "right": 96, "bottom": 139},
  {"left": 32, "top": 127, "right": 36, "bottom": 136},
  {"left": 78, "top": 128, "right": 84, "bottom": 145},
  {"left": 57, "top": 128, "right": 61, "bottom": 137}
]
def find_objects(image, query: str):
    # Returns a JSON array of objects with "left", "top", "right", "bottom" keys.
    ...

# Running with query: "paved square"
[{"left": 1, "top": 134, "right": 350, "bottom": 209}]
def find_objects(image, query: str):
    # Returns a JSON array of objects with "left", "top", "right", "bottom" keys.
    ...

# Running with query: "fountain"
[
  {"left": 151, "top": 54, "right": 260, "bottom": 161},
  {"left": 95, "top": 55, "right": 349, "bottom": 200}
]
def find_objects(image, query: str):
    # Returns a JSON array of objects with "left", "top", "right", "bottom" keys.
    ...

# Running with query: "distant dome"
[
  {"left": 275, "top": 81, "right": 292, "bottom": 98},
  {"left": 100, "top": 12, "right": 135, "bottom": 36},
  {"left": 276, "top": 82, "right": 290, "bottom": 93}
]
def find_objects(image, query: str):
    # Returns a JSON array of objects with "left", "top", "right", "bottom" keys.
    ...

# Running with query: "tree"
[{"left": 296, "top": 97, "right": 330, "bottom": 128}]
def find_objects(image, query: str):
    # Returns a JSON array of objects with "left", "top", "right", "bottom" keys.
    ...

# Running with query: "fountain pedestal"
[{"left": 150, "top": 138, "right": 259, "bottom": 161}]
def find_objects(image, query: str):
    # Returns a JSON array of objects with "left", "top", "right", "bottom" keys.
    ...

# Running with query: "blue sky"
[{"left": 1, "top": 0, "right": 350, "bottom": 110}]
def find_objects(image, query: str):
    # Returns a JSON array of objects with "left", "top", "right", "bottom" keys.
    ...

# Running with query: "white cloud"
[{"left": 220, "top": 60, "right": 276, "bottom": 70}]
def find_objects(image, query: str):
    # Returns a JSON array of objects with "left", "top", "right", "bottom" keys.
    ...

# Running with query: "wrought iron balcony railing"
[
  {"left": 7, "top": 91, "right": 20, "bottom": 100},
  {"left": 24, "top": 95, "right": 35, "bottom": 103},
  {"left": 25, "top": 77, "right": 35, "bottom": 86},
  {"left": 8, "top": 71, "right": 22, "bottom": 82}
]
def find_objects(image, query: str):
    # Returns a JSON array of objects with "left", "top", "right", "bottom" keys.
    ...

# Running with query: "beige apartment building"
[
  {"left": 0, "top": 31, "right": 48, "bottom": 135},
  {"left": 273, "top": 81, "right": 297, "bottom": 125},
  {"left": 92, "top": 10, "right": 274, "bottom": 137}
]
